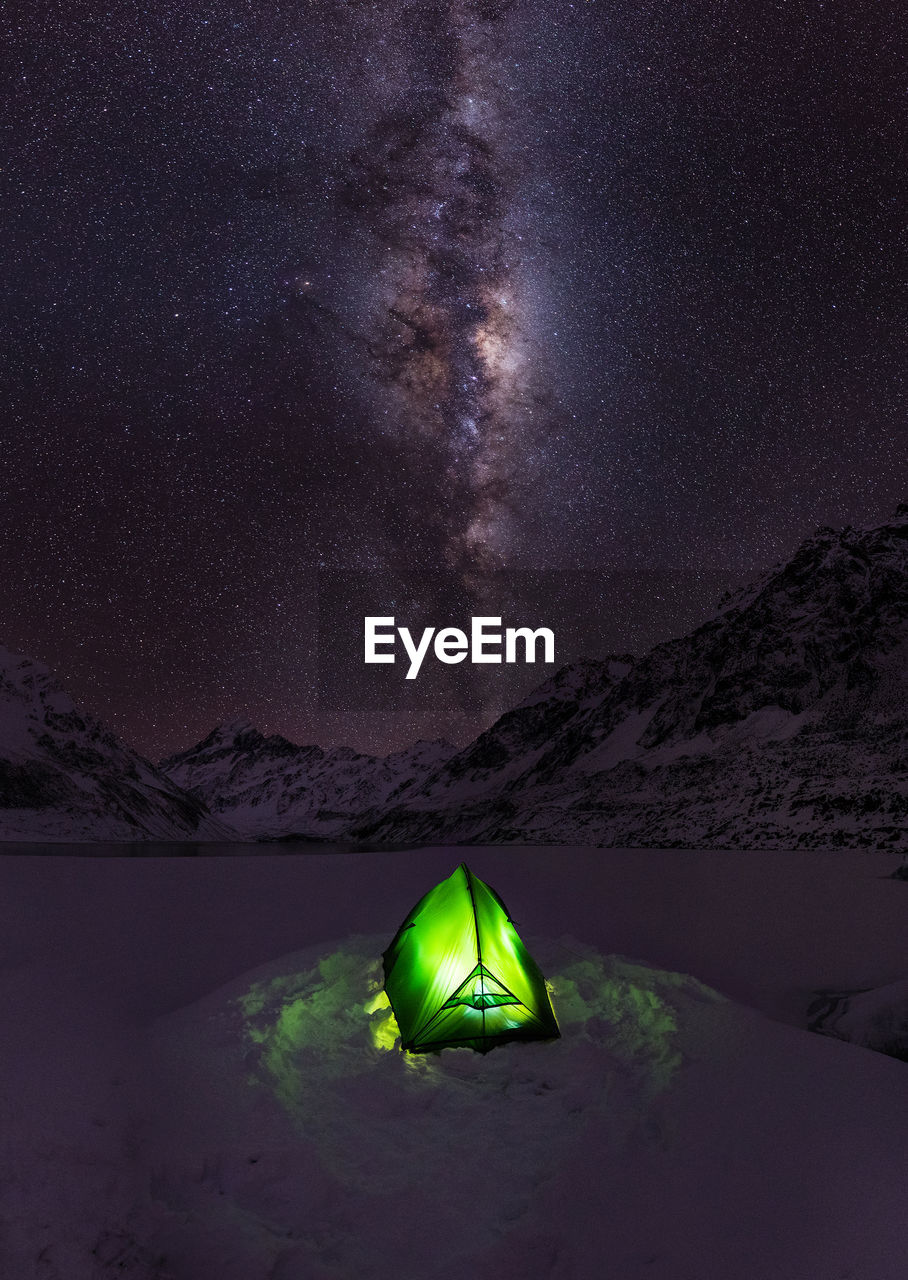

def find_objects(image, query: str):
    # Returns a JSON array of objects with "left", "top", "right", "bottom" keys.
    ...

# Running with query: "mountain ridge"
[
  {"left": 161, "top": 724, "right": 455, "bottom": 840},
  {"left": 0, "top": 646, "right": 233, "bottom": 842},
  {"left": 2, "top": 505, "right": 906, "bottom": 846},
  {"left": 350, "top": 505, "right": 908, "bottom": 848}
]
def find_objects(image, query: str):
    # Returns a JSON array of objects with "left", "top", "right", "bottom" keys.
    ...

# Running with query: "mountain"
[
  {"left": 352, "top": 505, "right": 908, "bottom": 848},
  {"left": 161, "top": 722, "right": 454, "bottom": 840},
  {"left": 6, "top": 505, "right": 906, "bottom": 847},
  {"left": 0, "top": 646, "right": 231, "bottom": 842}
]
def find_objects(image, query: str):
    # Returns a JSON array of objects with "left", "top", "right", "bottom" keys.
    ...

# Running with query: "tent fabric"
[{"left": 382, "top": 863, "right": 560, "bottom": 1053}]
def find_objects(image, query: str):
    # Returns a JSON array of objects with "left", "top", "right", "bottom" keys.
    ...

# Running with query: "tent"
[{"left": 382, "top": 863, "right": 560, "bottom": 1053}]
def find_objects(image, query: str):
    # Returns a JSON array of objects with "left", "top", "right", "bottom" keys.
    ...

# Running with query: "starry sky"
[{"left": 1, "top": 0, "right": 906, "bottom": 760}]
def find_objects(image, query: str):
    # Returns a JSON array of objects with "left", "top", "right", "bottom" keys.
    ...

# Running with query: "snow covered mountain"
[
  {"left": 353, "top": 505, "right": 908, "bottom": 848},
  {"left": 5, "top": 504, "right": 906, "bottom": 847},
  {"left": 161, "top": 722, "right": 454, "bottom": 839},
  {"left": 0, "top": 646, "right": 231, "bottom": 842}
]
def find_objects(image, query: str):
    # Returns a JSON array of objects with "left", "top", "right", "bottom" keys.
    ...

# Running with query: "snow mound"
[
  {"left": 809, "top": 978, "right": 908, "bottom": 1061},
  {"left": 131, "top": 936, "right": 908, "bottom": 1280}
]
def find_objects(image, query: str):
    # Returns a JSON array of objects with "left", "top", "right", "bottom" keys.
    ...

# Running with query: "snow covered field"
[{"left": 1, "top": 845, "right": 907, "bottom": 1278}]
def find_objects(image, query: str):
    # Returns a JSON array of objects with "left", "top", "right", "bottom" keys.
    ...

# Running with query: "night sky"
[{"left": 1, "top": 0, "right": 905, "bottom": 759}]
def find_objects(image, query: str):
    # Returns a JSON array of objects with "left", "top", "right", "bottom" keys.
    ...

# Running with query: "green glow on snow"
[
  {"left": 237, "top": 949, "right": 402, "bottom": 1112},
  {"left": 548, "top": 953, "right": 708, "bottom": 1097}
]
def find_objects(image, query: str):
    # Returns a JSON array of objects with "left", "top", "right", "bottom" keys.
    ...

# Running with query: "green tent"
[{"left": 382, "top": 863, "right": 560, "bottom": 1053}]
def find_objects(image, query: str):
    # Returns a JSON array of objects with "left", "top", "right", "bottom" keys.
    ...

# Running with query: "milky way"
[
  {"left": 1, "top": 0, "right": 906, "bottom": 757},
  {"left": 339, "top": 0, "right": 543, "bottom": 597}
]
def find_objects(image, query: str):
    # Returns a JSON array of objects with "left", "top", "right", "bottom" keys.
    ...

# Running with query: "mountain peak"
[{"left": 210, "top": 717, "right": 262, "bottom": 743}]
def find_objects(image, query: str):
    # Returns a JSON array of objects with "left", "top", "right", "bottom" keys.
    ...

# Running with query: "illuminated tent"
[{"left": 382, "top": 863, "right": 560, "bottom": 1053}]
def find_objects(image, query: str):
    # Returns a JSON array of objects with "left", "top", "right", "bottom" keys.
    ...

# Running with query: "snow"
[
  {"left": 0, "top": 645, "right": 232, "bottom": 843},
  {"left": 810, "top": 976, "right": 908, "bottom": 1058},
  {"left": 2, "top": 845, "right": 908, "bottom": 1277},
  {"left": 0, "top": 645, "right": 79, "bottom": 756},
  {"left": 352, "top": 507, "right": 908, "bottom": 850},
  {"left": 5, "top": 504, "right": 907, "bottom": 847},
  {"left": 161, "top": 725, "right": 455, "bottom": 840},
  {"left": 577, "top": 700, "right": 662, "bottom": 771}
]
